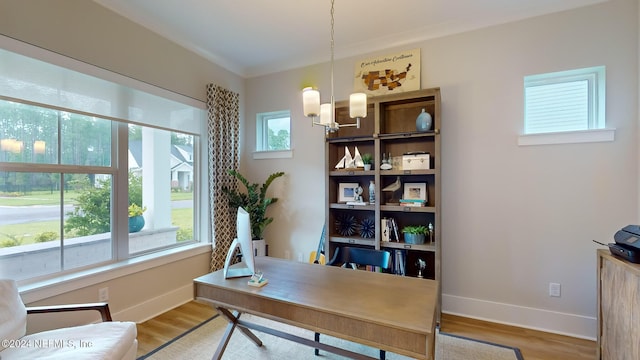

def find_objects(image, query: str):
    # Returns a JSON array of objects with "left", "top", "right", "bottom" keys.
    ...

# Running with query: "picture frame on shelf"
[
  {"left": 338, "top": 182, "right": 359, "bottom": 203},
  {"left": 403, "top": 183, "right": 427, "bottom": 201}
]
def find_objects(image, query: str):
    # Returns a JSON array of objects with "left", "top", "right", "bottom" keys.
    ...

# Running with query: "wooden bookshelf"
[{"left": 324, "top": 88, "right": 441, "bottom": 315}]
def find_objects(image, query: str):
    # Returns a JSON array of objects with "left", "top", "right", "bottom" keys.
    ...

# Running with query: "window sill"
[
  {"left": 18, "top": 243, "right": 211, "bottom": 303},
  {"left": 253, "top": 150, "right": 293, "bottom": 159},
  {"left": 518, "top": 128, "right": 615, "bottom": 146}
]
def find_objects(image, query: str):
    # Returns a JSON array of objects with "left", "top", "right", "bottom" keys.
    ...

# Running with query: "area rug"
[{"left": 138, "top": 314, "right": 523, "bottom": 360}]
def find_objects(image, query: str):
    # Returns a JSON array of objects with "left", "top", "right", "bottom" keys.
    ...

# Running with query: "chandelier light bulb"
[
  {"left": 320, "top": 103, "right": 333, "bottom": 125},
  {"left": 349, "top": 93, "right": 367, "bottom": 118},
  {"left": 302, "top": 87, "right": 321, "bottom": 117}
]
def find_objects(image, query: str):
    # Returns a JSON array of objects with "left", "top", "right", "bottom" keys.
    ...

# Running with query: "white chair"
[{"left": 0, "top": 279, "right": 138, "bottom": 360}]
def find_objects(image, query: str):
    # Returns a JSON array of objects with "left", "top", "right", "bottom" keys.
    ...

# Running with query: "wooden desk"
[{"left": 194, "top": 256, "right": 438, "bottom": 360}]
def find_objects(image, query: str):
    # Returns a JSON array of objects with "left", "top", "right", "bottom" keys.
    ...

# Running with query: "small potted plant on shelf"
[
  {"left": 128, "top": 203, "right": 147, "bottom": 233},
  {"left": 362, "top": 153, "right": 373, "bottom": 171},
  {"left": 401, "top": 225, "right": 429, "bottom": 244}
]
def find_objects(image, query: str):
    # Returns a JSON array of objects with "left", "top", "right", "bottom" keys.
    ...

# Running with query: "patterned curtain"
[{"left": 206, "top": 84, "right": 240, "bottom": 271}]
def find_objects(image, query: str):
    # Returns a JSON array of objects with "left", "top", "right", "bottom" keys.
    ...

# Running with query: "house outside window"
[{"left": 127, "top": 125, "right": 196, "bottom": 253}]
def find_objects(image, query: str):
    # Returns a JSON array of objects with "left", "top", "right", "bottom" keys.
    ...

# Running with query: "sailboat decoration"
[
  {"left": 335, "top": 146, "right": 364, "bottom": 169},
  {"left": 353, "top": 147, "right": 364, "bottom": 168},
  {"left": 335, "top": 147, "right": 353, "bottom": 169}
]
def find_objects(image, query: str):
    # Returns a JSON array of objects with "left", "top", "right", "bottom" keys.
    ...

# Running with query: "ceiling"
[{"left": 93, "top": 0, "right": 606, "bottom": 78}]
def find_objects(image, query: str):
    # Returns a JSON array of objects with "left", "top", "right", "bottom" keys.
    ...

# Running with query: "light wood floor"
[{"left": 135, "top": 301, "right": 596, "bottom": 359}]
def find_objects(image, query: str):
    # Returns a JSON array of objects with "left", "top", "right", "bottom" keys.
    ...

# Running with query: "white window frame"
[
  {"left": 0, "top": 35, "right": 208, "bottom": 291},
  {"left": 519, "top": 66, "right": 614, "bottom": 146},
  {"left": 254, "top": 110, "right": 292, "bottom": 159}
]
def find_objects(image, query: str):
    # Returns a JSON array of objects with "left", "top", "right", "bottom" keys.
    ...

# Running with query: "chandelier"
[{"left": 302, "top": 0, "right": 367, "bottom": 133}]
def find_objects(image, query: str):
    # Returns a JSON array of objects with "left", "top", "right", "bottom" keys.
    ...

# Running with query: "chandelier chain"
[
  {"left": 330, "top": 0, "right": 335, "bottom": 65},
  {"left": 330, "top": 0, "right": 335, "bottom": 122},
  {"left": 302, "top": 0, "right": 363, "bottom": 131}
]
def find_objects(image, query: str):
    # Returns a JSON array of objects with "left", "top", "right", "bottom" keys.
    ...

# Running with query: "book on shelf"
[
  {"left": 393, "top": 249, "right": 406, "bottom": 276},
  {"left": 400, "top": 199, "right": 426, "bottom": 207},
  {"left": 400, "top": 202, "right": 425, "bottom": 207},
  {"left": 390, "top": 218, "right": 400, "bottom": 242},
  {"left": 381, "top": 218, "right": 390, "bottom": 242},
  {"left": 365, "top": 265, "right": 382, "bottom": 272},
  {"left": 382, "top": 217, "right": 400, "bottom": 242}
]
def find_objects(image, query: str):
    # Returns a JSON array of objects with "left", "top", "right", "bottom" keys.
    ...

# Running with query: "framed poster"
[
  {"left": 338, "top": 183, "right": 359, "bottom": 203},
  {"left": 354, "top": 48, "right": 420, "bottom": 96},
  {"left": 403, "top": 183, "right": 427, "bottom": 201}
]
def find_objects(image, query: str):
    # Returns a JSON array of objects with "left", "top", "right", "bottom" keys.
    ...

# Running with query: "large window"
[
  {"left": 0, "top": 40, "right": 204, "bottom": 283},
  {"left": 0, "top": 100, "right": 200, "bottom": 281}
]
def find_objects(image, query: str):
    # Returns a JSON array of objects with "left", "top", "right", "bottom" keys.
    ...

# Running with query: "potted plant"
[
  {"left": 362, "top": 153, "right": 373, "bottom": 171},
  {"left": 128, "top": 203, "right": 147, "bottom": 233},
  {"left": 221, "top": 170, "right": 285, "bottom": 241},
  {"left": 401, "top": 225, "right": 429, "bottom": 244}
]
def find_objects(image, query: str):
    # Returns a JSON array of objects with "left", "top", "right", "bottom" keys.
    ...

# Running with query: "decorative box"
[
  {"left": 402, "top": 153, "right": 430, "bottom": 170},
  {"left": 381, "top": 218, "right": 390, "bottom": 242}
]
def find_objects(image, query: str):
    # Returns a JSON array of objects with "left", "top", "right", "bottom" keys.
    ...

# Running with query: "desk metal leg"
[
  {"left": 213, "top": 308, "right": 263, "bottom": 360},
  {"left": 212, "top": 308, "right": 382, "bottom": 360}
]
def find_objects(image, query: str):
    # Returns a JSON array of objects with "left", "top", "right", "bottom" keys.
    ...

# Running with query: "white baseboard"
[
  {"left": 114, "top": 283, "right": 195, "bottom": 323},
  {"left": 112, "top": 288, "right": 598, "bottom": 340},
  {"left": 442, "top": 294, "right": 597, "bottom": 340}
]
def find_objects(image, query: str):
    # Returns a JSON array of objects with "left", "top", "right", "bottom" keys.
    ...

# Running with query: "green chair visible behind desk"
[{"left": 314, "top": 246, "right": 392, "bottom": 360}]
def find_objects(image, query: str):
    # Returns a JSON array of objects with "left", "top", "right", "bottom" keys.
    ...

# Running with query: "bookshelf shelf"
[
  {"left": 381, "top": 241, "right": 437, "bottom": 252},
  {"left": 379, "top": 205, "right": 436, "bottom": 213},
  {"left": 329, "top": 237, "right": 376, "bottom": 246}
]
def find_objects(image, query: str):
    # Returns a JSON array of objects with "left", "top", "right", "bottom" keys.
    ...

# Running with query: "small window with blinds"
[{"left": 524, "top": 66, "right": 605, "bottom": 135}]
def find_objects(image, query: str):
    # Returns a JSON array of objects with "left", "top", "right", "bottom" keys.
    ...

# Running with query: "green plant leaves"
[{"left": 221, "top": 170, "right": 284, "bottom": 239}]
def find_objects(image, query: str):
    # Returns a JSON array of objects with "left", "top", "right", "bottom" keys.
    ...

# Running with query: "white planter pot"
[{"left": 253, "top": 239, "right": 267, "bottom": 256}]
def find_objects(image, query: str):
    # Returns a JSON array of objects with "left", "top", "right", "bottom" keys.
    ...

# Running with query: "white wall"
[
  {"left": 434, "top": 0, "right": 637, "bottom": 338},
  {"left": 243, "top": 63, "right": 329, "bottom": 260},
  {"left": 0, "top": 0, "right": 243, "bottom": 101},
  {"left": 244, "top": 0, "right": 638, "bottom": 339}
]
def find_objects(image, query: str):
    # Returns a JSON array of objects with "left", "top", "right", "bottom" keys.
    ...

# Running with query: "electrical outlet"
[
  {"left": 284, "top": 250, "right": 291, "bottom": 259},
  {"left": 98, "top": 287, "right": 109, "bottom": 302},
  {"left": 297, "top": 252, "right": 303, "bottom": 262},
  {"left": 549, "top": 283, "right": 561, "bottom": 297}
]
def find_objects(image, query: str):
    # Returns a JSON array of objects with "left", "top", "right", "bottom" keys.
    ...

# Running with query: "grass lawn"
[
  {"left": 0, "top": 220, "right": 61, "bottom": 244},
  {"left": 171, "top": 208, "right": 193, "bottom": 226},
  {"left": 0, "top": 191, "right": 80, "bottom": 206},
  {"left": 0, "top": 190, "right": 194, "bottom": 246},
  {"left": 0, "top": 190, "right": 192, "bottom": 206},
  {"left": 1, "top": 208, "right": 194, "bottom": 245},
  {"left": 170, "top": 192, "right": 193, "bottom": 201}
]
